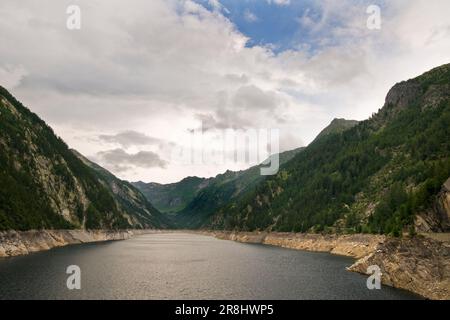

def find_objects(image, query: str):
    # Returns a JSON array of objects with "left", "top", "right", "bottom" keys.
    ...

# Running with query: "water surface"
[{"left": 0, "top": 233, "right": 419, "bottom": 299}]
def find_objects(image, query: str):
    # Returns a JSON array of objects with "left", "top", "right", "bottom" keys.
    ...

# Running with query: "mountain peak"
[
  {"left": 377, "top": 63, "right": 450, "bottom": 122},
  {"left": 313, "top": 118, "right": 359, "bottom": 142}
]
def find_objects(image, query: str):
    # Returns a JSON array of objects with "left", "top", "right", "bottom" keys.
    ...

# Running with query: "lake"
[{"left": 0, "top": 233, "right": 419, "bottom": 299}]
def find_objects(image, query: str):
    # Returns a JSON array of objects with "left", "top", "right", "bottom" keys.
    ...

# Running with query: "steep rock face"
[
  {"left": 72, "top": 150, "right": 170, "bottom": 229},
  {"left": 415, "top": 177, "right": 450, "bottom": 232},
  {"left": 383, "top": 65, "right": 450, "bottom": 114},
  {"left": 384, "top": 81, "right": 422, "bottom": 111},
  {"left": 435, "top": 177, "right": 450, "bottom": 229},
  {"left": 349, "top": 236, "right": 450, "bottom": 300},
  {"left": 0, "top": 86, "right": 167, "bottom": 230}
]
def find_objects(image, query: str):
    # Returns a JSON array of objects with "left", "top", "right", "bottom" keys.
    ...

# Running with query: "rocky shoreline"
[
  {"left": 0, "top": 229, "right": 149, "bottom": 258},
  {"left": 205, "top": 231, "right": 450, "bottom": 300}
]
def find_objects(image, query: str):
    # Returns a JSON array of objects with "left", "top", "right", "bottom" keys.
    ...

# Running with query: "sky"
[{"left": 0, "top": 0, "right": 449, "bottom": 183}]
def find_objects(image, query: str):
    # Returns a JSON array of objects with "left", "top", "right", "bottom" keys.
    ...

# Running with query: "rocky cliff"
[
  {"left": 415, "top": 177, "right": 450, "bottom": 232},
  {"left": 349, "top": 236, "right": 450, "bottom": 300}
]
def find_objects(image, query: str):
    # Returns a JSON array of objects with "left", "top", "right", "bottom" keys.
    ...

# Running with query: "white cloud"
[
  {"left": 244, "top": 9, "right": 258, "bottom": 23},
  {"left": 208, "top": 0, "right": 229, "bottom": 13},
  {"left": 0, "top": 0, "right": 449, "bottom": 183},
  {"left": 267, "top": 0, "right": 291, "bottom": 6}
]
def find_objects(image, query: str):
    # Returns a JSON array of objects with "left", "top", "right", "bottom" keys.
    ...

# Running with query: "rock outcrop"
[
  {"left": 436, "top": 178, "right": 450, "bottom": 229},
  {"left": 349, "top": 236, "right": 450, "bottom": 300},
  {"left": 416, "top": 177, "right": 450, "bottom": 232}
]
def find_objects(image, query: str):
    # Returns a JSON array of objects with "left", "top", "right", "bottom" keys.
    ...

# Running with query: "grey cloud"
[
  {"left": 1, "top": 0, "right": 449, "bottom": 183},
  {"left": 192, "top": 84, "right": 287, "bottom": 132},
  {"left": 97, "top": 148, "right": 168, "bottom": 172},
  {"left": 98, "top": 131, "right": 163, "bottom": 148},
  {"left": 194, "top": 110, "right": 253, "bottom": 132},
  {"left": 233, "top": 85, "right": 279, "bottom": 111},
  {"left": 224, "top": 73, "right": 249, "bottom": 84}
]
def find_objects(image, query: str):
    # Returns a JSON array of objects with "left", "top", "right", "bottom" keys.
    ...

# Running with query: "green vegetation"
[
  {"left": 312, "top": 118, "right": 359, "bottom": 142},
  {"left": 1, "top": 63, "right": 449, "bottom": 235},
  {"left": 134, "top": 148, "right": 304, "bottom": 228},
  {"left": 133, "top": 177, "right": 209, "bottom": 214},
  {"left": 206, "top": 64, "right": 450, "bottom": 235},
  {"left": 176, "top": 148, "right": 303, "bottom": 228},
  {"left": 0, "top": 86, "right": 168, "bottom": 231}
]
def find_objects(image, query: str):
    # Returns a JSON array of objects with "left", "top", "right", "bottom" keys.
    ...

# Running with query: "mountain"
[
  {"left": 133, "top": 176, "right": 211, "bottom": 214},
  {"left": 205, "top": 64, "right": 450, "bottom": 235},
  {"left": 71, "top": 150, "right": 171, "bottom": 228},
  {"left": 313, "top": 118, "right": 359, "bottom": 142},
  {"left": 134, "top": 119, "right": 359, "bottom": 229},
  {"left": 135, "top": 148, "right": 304, "bottom": 228},
  {"left": 176, "top": 119, "right": 359, "bottom": 229},
  {"left": 175, "top": 148, "right": 303, "bottom": 228},
  {"left": 0, "top": 86, "right": 169, "bottom": 231}
]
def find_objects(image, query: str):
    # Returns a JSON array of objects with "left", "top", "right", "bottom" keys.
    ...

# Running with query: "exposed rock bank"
[
  {"left": 0, "top": 229, "right": 146, "bottom": 257},
  {"left": 349, "top": 236, "right": 450, "bottom": 300},
  {"left": 208, "top": 231, "right": 450, "bottom": 300},
  {"left": 212, "top": 231, "right": 384, "bottom": 259}
]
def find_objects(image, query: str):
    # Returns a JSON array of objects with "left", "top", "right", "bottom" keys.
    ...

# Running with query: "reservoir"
[{"left": 0, "top": 233, "right": 419, "bottom": 299}]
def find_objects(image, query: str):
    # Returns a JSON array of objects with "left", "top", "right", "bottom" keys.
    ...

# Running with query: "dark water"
[{"left": 0, "top": 233, "right": 419, "bottom": 300}]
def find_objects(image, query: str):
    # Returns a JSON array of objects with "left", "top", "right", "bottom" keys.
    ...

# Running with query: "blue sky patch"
[{"left": 195, "top": 0, "right": 387, "bottom": 54}]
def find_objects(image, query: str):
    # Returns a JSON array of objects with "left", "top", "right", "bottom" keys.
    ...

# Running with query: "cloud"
[
  {"left": 267, "top": 0, "right": 291, "bottom": 6},
  {"left": 244, "top": 10, "right": 258, "bottom": 23},
  {"left": 98, "top": 131, "right": 163, "bottom": 148},
  {"left": 233, "top": 85, "right": 279, "bottom": 111},
  {"left": 0, "top": 0, "right": 449, "bottom": 183},
  {"left": 0, "top": 65, "right": 27, "bottom": 89},
  {"left": 208, "top": 0, "right": 229, "bottom": 14},
  {"left": 96, "top": 148, "right": 168, "bottom": 172}
]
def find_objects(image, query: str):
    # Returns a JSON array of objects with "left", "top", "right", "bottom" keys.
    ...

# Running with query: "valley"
[{"left": 0, "top": 63, "right": 449, "bottom": 300}]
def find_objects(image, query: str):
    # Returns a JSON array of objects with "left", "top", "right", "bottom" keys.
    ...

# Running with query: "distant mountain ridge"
[
  {"left": 133, "top": 176, "right": 211, "bottom": 214},
  {"left": 0, "top": 86, "right": 169, "bottom": 231},
  {"left": 135, "top": 118, "right": 360, "bottom": 229},
  {"left": 134, "top": 148, "right": 304, "bottom": 227}
]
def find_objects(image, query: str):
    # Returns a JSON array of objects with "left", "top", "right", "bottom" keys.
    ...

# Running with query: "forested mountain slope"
[
  {"left": 206, "top": 64, "right": 450, "bottom": 235},
  {"left": 133, "top": 177, "right": 211, "bottom": 214},
  {"left": 0, "top": 86, "right": 169, "bottom": 231},
  {"left": 135, "top": 120, "right": 359, "bottom": 229},
  {"left": 176, "top": 148, "right": 304, "bottom": 228}
]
